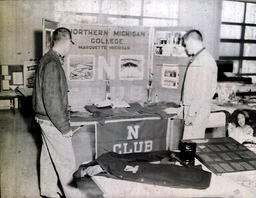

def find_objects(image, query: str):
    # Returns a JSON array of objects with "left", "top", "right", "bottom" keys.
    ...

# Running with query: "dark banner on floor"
[{"left": 96, "top": 118, "right": 168, "bottom": 157}]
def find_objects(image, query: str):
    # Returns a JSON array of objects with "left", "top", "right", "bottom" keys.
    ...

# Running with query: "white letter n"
[{"left": 127, "top": 125, "right": 140, "bottom": 140}]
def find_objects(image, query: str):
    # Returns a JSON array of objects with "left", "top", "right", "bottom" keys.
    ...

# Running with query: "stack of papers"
[
  {"left": 94, "top": 100, "right": 112, "bottom": 108},
  {"left": 94, "top": 100, "right": 130, "bottom": 108},
  {"left": 111, "top": 100, "right": 130, "bottom": 108},
  {"left": 163, "top": 107, "right": 180, "bottom": 114}
]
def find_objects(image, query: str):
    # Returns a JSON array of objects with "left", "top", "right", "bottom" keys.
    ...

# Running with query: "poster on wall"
[
  {"left": 68, "top": 55, "right": 95, "bottom": 81},
  {"left": 65, "top": 25, "right": 150, "bottom": 82},
  {"left": 154, "top": 31, "right": 186, "bottom": 57},
  {"left": 57, "top": 24, "right": 151, "bottom": 105},
  {"left": 22, "top": 60, "right": 39, "bottom": 95},
  {"left": 12, "top": 72, "right": 23, "bottom": 85},
  {"left": 119, "top": 55, "right": 144, "bottom": 80},
  {"left": 161, "top": 64, "right": 179, "bottom": 89}
]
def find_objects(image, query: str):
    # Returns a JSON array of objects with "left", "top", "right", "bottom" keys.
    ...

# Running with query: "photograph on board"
[
  {"left": 161, "top": 64, "right": 179, "bottom": 89},
  {"left": 68, "top": 55, "right": 95, "bottom": 81},
  {"left": 119, "top": 55, "right": 144, "bottom": 80},
  {"left": 154, "top": 31, "right": 186, "bottom": 57},
  {"left": 24, "top": 60, "right": 39, "bottom": 89}
]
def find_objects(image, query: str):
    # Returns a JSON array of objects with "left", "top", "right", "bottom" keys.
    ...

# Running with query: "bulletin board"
[
  {"left": 151, "top": 27, "right": 190, "bottom": 104},
  {"left": 62, "top": 24, "right": 151, "bottom": 109},
  {"left": 22, "top": 60, "right": 39, "bottom": 96},
  {"left": 0, "top": 65, "right": 23, "bottom": 91},
  {"left": 43, "top": 19, "right": 192, "bottom": 109}
]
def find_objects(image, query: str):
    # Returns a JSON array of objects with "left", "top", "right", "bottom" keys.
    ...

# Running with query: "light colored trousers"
[
  {"left": 182, "top": 104, "right": 211, "bottom": 140},
  {"left": 36, "top": 118, "right": 82, "bottom": 198}
]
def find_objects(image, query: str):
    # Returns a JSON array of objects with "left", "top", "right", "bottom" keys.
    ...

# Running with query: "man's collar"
[
  {"left": 194, "top": 47, "right": 205, "bottom": 57},
  {"left": 188, "top": 47, "right": 205, "bottom": 64},
  {"left": 51, "top": 49, "right": 65, "bottom": 64}
]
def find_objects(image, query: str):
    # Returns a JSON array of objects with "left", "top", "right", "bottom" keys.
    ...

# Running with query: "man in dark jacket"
[{"left": 33, "top": 27, "right": 82, "bottom": 198}]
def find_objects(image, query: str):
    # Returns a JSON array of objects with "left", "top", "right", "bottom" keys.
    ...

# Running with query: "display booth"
[
  {"left": 43, "top": 19, "right": 190, "bottom": 107},
  {"left": 42, "top": 18, "right": 191, "bottom": 162},
  {"left": 41, "top": 19, "right": 256, "bottom": 197}
]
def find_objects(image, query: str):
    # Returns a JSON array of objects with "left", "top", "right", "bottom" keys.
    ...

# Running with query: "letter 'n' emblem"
[{"left": 127, "top": 125, "right": 140, "bottom": 140}]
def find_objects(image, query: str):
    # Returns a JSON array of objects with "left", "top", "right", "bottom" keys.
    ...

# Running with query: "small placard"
[
  {"left": 12, "top": 72, "right": 23, "bottom": 85},
  {"left": 2, "top": 80, "right": 9, "bottom": 90},
  {"left": 4, "top": 75, "right": 11, "bottom": 80},
  {"left": 2, "top": 65, "right": 8, "bottom": 75}
]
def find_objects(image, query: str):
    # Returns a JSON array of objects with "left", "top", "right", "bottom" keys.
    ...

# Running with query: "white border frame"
[{"left": 67, "top": 54, "right": 96, "bottom": 81}]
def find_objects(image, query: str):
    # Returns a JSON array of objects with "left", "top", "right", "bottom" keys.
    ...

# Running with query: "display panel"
[
  {"left": 151, "top": 27, "right": 190, "bottom": 104},
  {"left": 43, "top": 21, "right": 192, "bottom": 108},
  {"left": 183, "top": 137, "right": 256, "bottom": 175},
  {"left": 62, "top": 24, "right": 151, "bottom": 108}
]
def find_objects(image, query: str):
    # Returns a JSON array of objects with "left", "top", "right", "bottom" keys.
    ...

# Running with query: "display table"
[
  {"left": 70, "top": 104, "right": 241, "bottom": 197},
  {"left": 73, "top": 137, "right": 256, "bottom": 197},
  {"left": 211, "top": 100, "right": 256, "bottom": 114},
  {"left": 0, "top": 90, "right": 21, "bottom": 112},
  {"left": 71, "top": 103, "right": 229, "bottom": 165},
  {"left": 71, "top": 103, "right": 183, "bottom": 166},
  {"left": 89, "top": 160, "right": 256, "bottom": 198},
  {"left": 75, "top": 137, "right": 256, "bottom": 197},
  {"left": 71, "top": 104, "right": 182, "bottom": 198}
]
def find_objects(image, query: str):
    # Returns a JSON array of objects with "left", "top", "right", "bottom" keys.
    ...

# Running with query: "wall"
[
  {"left": 0, "top": 0, "right": 223, "bottom": 65},
  {"left": 0, "top": 0, "right": 55, "bottom": 65},
  {"left": 179, "top": 0, "right": 222, "bottom": 59}
]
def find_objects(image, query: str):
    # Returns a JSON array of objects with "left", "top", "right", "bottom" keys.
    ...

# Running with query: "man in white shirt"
[{"left": 181, "top": 29, "right": 217, "bottom": 139}]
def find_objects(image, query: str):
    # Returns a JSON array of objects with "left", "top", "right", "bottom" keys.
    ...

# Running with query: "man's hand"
[
  {"left": 63, "top": 130, "right": 74, "bottom": 138},
  {"left": 184, "top": 110, "right": 196, "bottom": 126},
  {"left": 63, "top": 125, "right": 84, "bottom": 138},
  {"left": 184, "top": 115, "right": 194, "bottom": 126},
  {"left": 177, "top": 106, "right": 184, "bottom": 119}
]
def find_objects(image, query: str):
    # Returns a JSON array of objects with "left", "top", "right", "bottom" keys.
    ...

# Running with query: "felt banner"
[{"left": 96, "top": 118, "right": 168, "bottom": 157}]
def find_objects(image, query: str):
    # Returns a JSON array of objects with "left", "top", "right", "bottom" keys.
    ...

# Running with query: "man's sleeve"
[
  {"left": 188, "top": 66, "right": 212, "bottom": 117},
  {"left": 211, "top": 65, "right": 218, "bottom": 98},
  {"left": 42, "top": 62, "right": 71, "bottom": 134}
]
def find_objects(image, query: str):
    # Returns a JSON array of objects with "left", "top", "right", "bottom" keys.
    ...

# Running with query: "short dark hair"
[
  {"left": 182, "top": 29, "right": 203, "bottom": 47},
  {"left": 52, "top": 27, "right": 74, "bottom": 46}
]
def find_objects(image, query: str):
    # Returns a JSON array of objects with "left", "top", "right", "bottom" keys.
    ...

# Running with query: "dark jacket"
[
  {"left": 74, "top": 151, "right": 212, "bottom": 189},
  {"left": 32, "top": 49, "right": 71, "bottom": 134}
]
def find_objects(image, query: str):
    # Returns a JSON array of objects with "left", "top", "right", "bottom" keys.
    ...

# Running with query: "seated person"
[{"left": 228, "top": 110, "right": 256, "bottom": 152}]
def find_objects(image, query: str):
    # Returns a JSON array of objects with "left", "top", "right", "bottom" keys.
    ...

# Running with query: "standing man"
[
  {"left": 33, "top": 27, "right": 82, "bottom": 198},
  {"left": 181, "top": 29, "right": 217, "bottom": 139}
]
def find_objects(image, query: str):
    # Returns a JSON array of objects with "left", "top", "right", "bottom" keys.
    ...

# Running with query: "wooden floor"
[{"left": 0, "top": 110, "right": 41, "bottom": 198}]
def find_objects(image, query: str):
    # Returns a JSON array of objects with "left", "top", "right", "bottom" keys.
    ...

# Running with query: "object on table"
[
  {"left": 182, "top": 137, "right": 256, "bottom": 175},
  {"left": 179, "top": 141, "right": 197, "bottom": 167},
  {"left": 94, "top": 100, "right": 130, "bottom": 108},
  {"left": 74, "top": 151, "right": 212, "bottom": 189}
]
